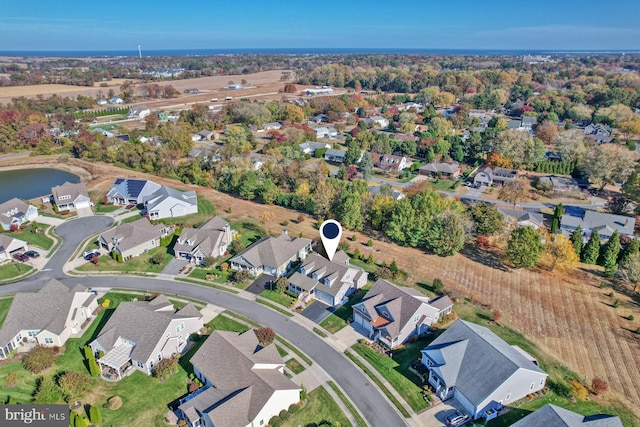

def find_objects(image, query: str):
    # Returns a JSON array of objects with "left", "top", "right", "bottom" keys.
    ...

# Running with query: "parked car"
[
  {"left": 13, "top": 253, "right": 29, "bottom": 262},
  {"left": 83, "top": 249, "right": 100, "bottom": 260},
  {"left": 24, "top": 250, "right": 40, "bottom": 258},
  {"left": 446, "top": 410, "right": 469, "bottom": 426},
  {"left": 125, "top": 204, "right": 135, "bottom": 210}
]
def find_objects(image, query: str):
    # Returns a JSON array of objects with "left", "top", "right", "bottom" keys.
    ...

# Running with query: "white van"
[
  {"left": 225, "top": 96, "right": 233, "bottom": 101},
  {"left": 210, "top": 98, "right": 218, "bottom": 102}
]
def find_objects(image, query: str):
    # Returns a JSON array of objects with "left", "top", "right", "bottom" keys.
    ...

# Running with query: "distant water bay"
[{"left": 0, "top": 168, "right": 80, "bottom": 203}]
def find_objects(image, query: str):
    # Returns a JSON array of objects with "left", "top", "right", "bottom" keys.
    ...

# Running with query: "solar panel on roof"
[
  {"left": 126, "top": 179, "right": 147, "bottom": 198},
  {"left": 114, "top": 178, "right": 124, "bottom": 184}
]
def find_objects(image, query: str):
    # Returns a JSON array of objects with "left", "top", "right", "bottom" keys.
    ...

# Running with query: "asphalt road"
[{"left": 0, "top": 216, "right": 408, "bottom": 427}]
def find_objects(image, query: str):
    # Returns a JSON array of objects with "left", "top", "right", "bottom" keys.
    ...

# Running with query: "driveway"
[
  {"left": 162, "top": 258, "right": 188, "bottom": 275},
  {"left": 301, "top": 300, "right": 334, "bottom": 324},
  {"left": 76, "top": 206, "right": 93, "bottom": 217},
  {"left": 245, "top": 274, "right": 275, "bottom": 295},
  {"left": 416, "top": 399, "right": 467, "bottom": 427},
  {"left": 465, "top": 185, "right": 487, "bottom": 198}
]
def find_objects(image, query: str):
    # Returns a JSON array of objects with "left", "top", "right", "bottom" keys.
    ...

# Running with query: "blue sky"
[{"left": 2, "top": 0, "right": 640, "bottom": 51}]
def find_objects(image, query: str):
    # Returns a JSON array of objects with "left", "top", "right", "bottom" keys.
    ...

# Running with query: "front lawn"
[
  {"left": 189, "top": 267, "right": 230, "bottom": 284},
  {"left": 282, "top": 386, "right": 352, "bottom": 427},
  {"left": 94, "top": 203, "right": 119, "bottom": 213},
  {"left": 2, "top": 224, "right": 54, "bottom": 250},
  {"left": 320, "top": 289, "right": 368, "bottom": 333},
  {"left": 76, "top": 246, "right": 173, "bottom": 273},
  {"left": 207, "top": 315, "right": 250, "bottom": 333},
  {"left": 352, "top": 342, "right": 428, "bottom": 413},
  {"left": 285, "top": 358, "right": 305, "bottom": 375},
  {"left": 259, "top": 290, "right": 294, "bottom": 308},
  {"left": 0, "top": 297, "right": 14, "bottom": 329},
  {"left": 0, "top": 263, "right": 34, "bottom": 283}
]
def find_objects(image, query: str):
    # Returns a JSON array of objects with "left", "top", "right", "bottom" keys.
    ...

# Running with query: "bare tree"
[{"left": 618, "top": 253, "right": 640, "bottom": 292}]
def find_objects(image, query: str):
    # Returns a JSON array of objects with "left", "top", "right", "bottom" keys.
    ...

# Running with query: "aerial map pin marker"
[{"left": 320, "top": 219, "right": 342, "bottom": 261}]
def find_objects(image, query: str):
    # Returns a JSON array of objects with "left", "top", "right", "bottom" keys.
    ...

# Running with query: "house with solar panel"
[{"left": 106, "top": 178, "right": 162, "bottom": 206}]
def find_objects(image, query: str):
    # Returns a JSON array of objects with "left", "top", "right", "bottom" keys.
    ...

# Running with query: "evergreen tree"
[
  {"left": 551, "top": 203, "right": 563, "bottom": 234},
  {"left": 598, "top": 230, "right": 621, "bottom": 277},
  {"left": 89, "top": 406, "right": 102, "bottom": 425},
  {"left": 618, "top": 238, "right": 640, "bottom": 264},
  {"left": 581, "top": 230, "right": 601, "bottom": 264},
  {"left": 570, "top": 226, "right": 584, "bottom": 257},
  {"left": 359, "top": 151, "right": 373, "bottom": 181},
  {"left": 506, "top": 226, "right": 544, "bottom": 269}
]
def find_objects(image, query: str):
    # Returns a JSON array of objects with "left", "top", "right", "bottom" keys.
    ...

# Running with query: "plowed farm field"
[{"left": 2, "top": 156, "right": 639, "bottom": 419}]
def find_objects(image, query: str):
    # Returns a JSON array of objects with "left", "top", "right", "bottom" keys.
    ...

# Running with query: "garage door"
[
  {"left": 315, "top": 290, "right": 334, "bottom": 306},
  {"left": 75, "top": 200, "right": 91, "bottom": 209}
]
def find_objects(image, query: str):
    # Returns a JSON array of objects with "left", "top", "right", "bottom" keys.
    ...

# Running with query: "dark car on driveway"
[
  {"left": 12, "top": 253, "right": 29, "bottom": 262},
  {"left": 24, "top": 250, "right": 40, "bottom": 258}
]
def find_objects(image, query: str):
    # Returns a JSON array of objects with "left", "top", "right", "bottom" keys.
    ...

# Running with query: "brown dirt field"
[{"left": 1, "top": 156, "right": 638, "bottom": 419}]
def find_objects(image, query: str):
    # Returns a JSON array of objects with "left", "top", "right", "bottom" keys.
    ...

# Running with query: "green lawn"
[
  {"left": 0, "top": 297, "right": 14, "bottom": 329},
  {"left": 230, "top": 219, "right": 267, "bottom": 248},
  {"left": 285, "top": 358, "right": 305, "bottom": 375},
  {"left": 427, "top": 178, "right": 459, "bottom": 192},
  {"left": 76, "top": 246, "right": 173, "bottom": 273},
  {"left": 320, "top": 289, "right": 368, "bottom": 333},
  {"left": 282, "top": 386, "right": 352, "bottom": 427},
  {"left": 0, "top": 263, "right": 34, "bottom": 283},
  {"left": 352, "top": 343, "right": 428, "bottom": 413},
  {"left": 456, "top": 301, "right": 640, "bottom": 427},
  {"left": 189, "top": 267, "right": 230, "bottom": 284},
  {"left": 94, "top": 203, "right": 119, "bottom": 213},
  {"left": 259, "top": 290, "right": 294, "bottom": 308},
  {"left": 2, "top": 224, "right": 54, "bottom": 250},
  {"left": 207, "top": 315, "right": 250, "bottom": 333}
]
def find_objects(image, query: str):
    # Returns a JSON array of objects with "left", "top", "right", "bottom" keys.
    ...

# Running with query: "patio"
[{"left": 97, "top": 341, "right": 135, "bottom": 381}]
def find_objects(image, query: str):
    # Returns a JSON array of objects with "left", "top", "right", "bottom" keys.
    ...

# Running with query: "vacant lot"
[{"left": 1, "top": 156, "right": 639, "bottom": 420}]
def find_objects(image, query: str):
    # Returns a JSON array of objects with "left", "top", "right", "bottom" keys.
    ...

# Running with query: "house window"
[
  {"left": 28, "top": 330, "right": 39, "bottom": 337},
  {"left": 44, "top": 338, "right": 54, "bottom": 345},
  {"left": 540, "top": 378, "right": 545, "bottom": 386},
  {"left": 413, "top": 314, "right": 419, "bottom": 322},
  {"left": 530, "top": 382, "right": 535, "bottom": 390},
  {"left": 158, "top": 353, "right": 162, "bottom": 361},
  {"left": 136, "top": 361, "right": 144, "bottom": 368},
  {"left": 505, "top": 393, "right": 511, "bottom": 401},
  {"left": 260, "top": 420, "right": 264, "bottom": 426},
  {"left": 176, "top": 322, "right": 185, "bottom": 333},
  {"left": 149, "top": 361, "right": 154, "bottom": 368}
]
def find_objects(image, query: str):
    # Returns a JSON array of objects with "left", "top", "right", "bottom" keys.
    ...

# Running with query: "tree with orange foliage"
[{"left": 486, "top": 151, "right": 514, "bottom": 168}]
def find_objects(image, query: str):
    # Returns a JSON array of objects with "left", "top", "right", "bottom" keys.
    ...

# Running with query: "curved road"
[{"left": 2, "top": 216, "right": 407, "bottom": 427}]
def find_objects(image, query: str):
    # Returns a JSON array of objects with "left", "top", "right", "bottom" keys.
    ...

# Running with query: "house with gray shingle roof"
[
  {"left": 0, "top": 234, "right": 28, "bottom": 262},
  {"left": 0, "top": 280, "right": 98, "bottom": 359},
  {"left": 51, "top": 181, "right": 91, "bottom": 211},
  {"left": 0, "top": 198, "right": 38, "bottom": 231},
  {"left": 298, "top": 141, "right": 331, "bottom": 155},
  {"left": 498, "top": 208, "right": 544, "bottom": 230},
  {"left": 352, "top": 279, "right": 453, "bottom": 348},
  {"left": 421, "top": 320, "right": 547, "bottom": 421},
  {"left": 324, "top": 148, "right": 346, "bottom": 163},
  {"left": 177, "top": 330, "right": 300, "bottom": 427},
  {"left": 418, "top": 162, "right": 461, "bottom": 178},
  {"left": 98, "top": 218, "right": 170, "bottom": 260},
  {"left": 229, "top": 230, "right": 312, "bottom": 278},
  {"left": 106, "top": 178, "right": 162, "bottom": 206},
  {"left": 143, "top": 186, "right": 198, "bottom": 220},
  {"left": 174, "top": 216, "right": 236, "bottom": 264},
  {"left": 560, "top": 208, "right": 635, "bottom": 242},
  {"left": 89, "top": 294, "right": 202, "bottom": 379},
  {"left": 288, "top": 251, "right": 368, "bottom": 307},
  {"left": 510, "top": 403, "right": 622, "bottom": 427}
]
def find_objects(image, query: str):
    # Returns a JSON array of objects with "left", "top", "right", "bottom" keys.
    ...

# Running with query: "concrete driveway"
[
  {"left": 416, "top": 399, "right": 467, "bottom": 427},
  {"left": 162, "top": 258, "right": 188, "bottom": 275},
  {"left": 301, "top": 300, "right": 334, "bottom": 324}
]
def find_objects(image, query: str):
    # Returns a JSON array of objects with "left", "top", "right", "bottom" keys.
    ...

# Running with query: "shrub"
[
  {"left": 268, "top": 415, "right": 282, "bottom": 427},
  {"left": 149, "top": 252, "right": 165, "bottom": 265},
  {"left": 636, "top": 327, "right": 640, "bottom": 335},
  {"left": 4, "top": 372, "right": 18, "bottom": 387},
  {"left": 23, "top": 345, "right": 57, "bottom": 374},
  {"left": 88, "top": 406, "right": 102, "bottom": 425},
  {"left": 351, "top": 234, "right": 357, "bottom": 242},
  {"left": 432, "top": 278, "right": 444, "bottom": 294},
  {"left": 591, "top": 377, "right": 609, "bottom": 395},
  {"left": 288, "top": 403, "right": 300, "bottom": 414},
  {"left": 154, "top": 357, "right": 178, "bottom": 382},
  {"left": 567, "top": 379, "right": 589, "bottom": 400},
  {"left": 613, "top": 299, "right": 620, "bottom": 308},
  {"left": 278, "top": 409, "right": 289, "bottom": 420},
  {"left": 101, "top": 299, "right": 110, "bottom": 308},
  {"left": 492, "top": 310, "right": 502, "bottom": 324},
  {"left": 33, "top": 376, "right": 64, "bottom": 404},
  {"left": 88, "top": 357, "right": 101, "bottom": 377},
  {"left": 254, "top": 327, "right": 276, "bottom": 346},
  {"left": 57, "top": 371, "right": 91, "bottom": 402},
  {"left": 108, "top": 396, "right": 123, "bottom": 410},
  {"left": 628, "top": 314, "right": 635, "bottom": 321},
  {"left": 547, "top": 379, "right": 572, "bottom": 398},
  {"left": 367, "top": 239, "right": 374, "bottom": 247}
]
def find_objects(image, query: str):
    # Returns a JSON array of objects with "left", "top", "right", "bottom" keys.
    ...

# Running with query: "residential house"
[
  {"left": 474, "top": 166, "right": 518, "bottom": 187},
  {"left": 262, "top": 122, "right": 281, "bottom": 131},
  {"left": 352, "top": 279, "right": 453, "bottom": 348},
  {"left": 305, "top": 87, "right": 334, "bottom": 95},
  {"left": 299, "top": 141, "right": 331, "bottom": 155},
  {"left": 324, "top": 148, "right": 347, "bottom": 163},
  {"left": 498, "top": 208, "right": 544, "bottom": 230},
  {"left": 365, "top": 116, "right": 390, "bottom": 128},
  {"left": 176, "top": 330, "right": 300, "bottom": 427},
  {"left": 198, "top": 130, "right": 214, "bottom": 141},
  {"left": 560, "top": 208, "right": 635, "bottom": 242},
  {"left": 313, "top": 126, "right": 338, "bottom": 139},
  {"left": 97, "top": 99, "right": 108, "bottom": 106},
  {"left": 128, "top": 105, "right": 150, "bottom": 119},
  {"left": 0, "top": 234, "right": 28, "bottom": 262},
  {"left": 0, "top": 198, "right": 38, "bottom": 231},
  {"left": 376, "top": 154, "right": 409, "bottom": 172},
  {"left": 143, "top": 186, "right": 198, "bottom": 220},
  {"left": 51, "top": 181, "right": 91, "bottom": 211},
  {"left": 421, "top": 320, "right": 547, "bottom": 420},
  {"left": 229, "top": 230, "right": 312, "bottom": 278},
  {"left": 90, "top": 294, "right": 203, "bottom": 379},
  {"left": 188, "top": 146, "right": 216, "bottom": 161},
  {"left": 0, "top": 280, "right": 98, "bottom": 359},
  {"left": 93, "top": 128, "right": 114, "bottom": 138},
  {"left": 521, "top": 116, "right": 537, "bottom": 130},
  {"left": 110, "top": 97, "right": 123, "bottom": 104},
  {"left": 369, "top": 185, "right": 405, "bottom": 201},
  {"left": 174, "top": 216, "right": 235, "bottom": 264},
  {"left": 98, "top": 218, "right": 170, "bottom": 260},
  {"left": 307, "top": 114, "right": 326, "bottom": 124},
  {"left": 106, "top": 178, "right": 162, "bottom": 205},
  {"left": 418, "top": 162, "right": 461, "bottom": 179},
  {"left": 288, "top": 251, "right": 368, "bottom": 307},
  {"left": 537, "top": 176, "right": 589, "bottom": 192},
  {"left": 510, "top": 404, "right": 622, "bottom": 427},
  {"left": 584, "top": 124, "right": 613, "bottom": 144}
]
